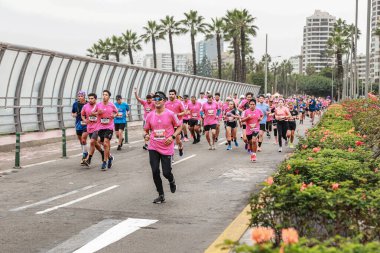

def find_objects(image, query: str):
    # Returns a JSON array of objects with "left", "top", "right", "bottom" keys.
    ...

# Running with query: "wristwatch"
[{"left": 171, "top": 135, "right": 176, "bottom": 140}]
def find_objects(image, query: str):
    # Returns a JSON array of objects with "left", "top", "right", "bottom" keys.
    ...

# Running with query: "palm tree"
[
  {"left": 327, "top": 19, "right": 350, "bottom": 100},
  {"left": 160, "top": 16, "right": 184, "bottom": 72},
  {"left": 271, "top": 62, "right": 280, "bottom": 93},
  {"left": 205, "top": 17, "right": 225, "bottom": 79},
  {"left": 224, "top": 9, "right": 241, "bottom": 82},
  {"left": 122, "top": 30, "right": 142, "bottom": 65},
  {"left": 97, "top": 38, "right": 112, "bottom": 60},
  {"left": 87, "top": 43, "right": 102, "bottom": 59},
  {"left": 285, "top": 60, "right": 293, "bottom": 96},
  {"left": 182, "top": 10, "right": 208, "bottom": 75},
  {"left": 141, "top": 21, "right": 163, "bottom": 69},
  {"left": 110, "top": 35, "right": 125, "bottom": 62}
]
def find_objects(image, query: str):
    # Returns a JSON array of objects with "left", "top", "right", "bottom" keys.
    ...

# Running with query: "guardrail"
[{"left": 0, "top": 41, "right": 260, "bottom": 134}]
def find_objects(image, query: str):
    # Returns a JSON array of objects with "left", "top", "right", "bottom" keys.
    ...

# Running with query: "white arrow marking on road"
[
  {"left": 172, "top": 154, "right": 196, "bottom": 165},
  {"left": 10, "top": 185, "right": 96, "bottom": 212},
  {"left": 218, "top": 141, "right": 227, "bottom": 146},
  {"left": 72, "top": 218, "right": 158, "bottom": 253},
  {"left": 36, "top": 185, "right": 119, "bottom": 214}
]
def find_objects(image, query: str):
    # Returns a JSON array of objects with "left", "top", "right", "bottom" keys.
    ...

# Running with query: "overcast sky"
[{"left": 0, "top": 0, "right": 369, "bottom": 62}]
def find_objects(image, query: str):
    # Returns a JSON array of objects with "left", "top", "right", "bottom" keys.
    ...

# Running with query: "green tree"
[
  {"left": 141, "top": 21, "right": 163, "bottom": 69},
  {"left": 160, "top": 16, "right": 184, "bottom": 72},
  {"left": 121, "top": 30, "right": 142, "bottom": 65},
  {"left": 182, "top": 10, "right": 207, "bottom": 75},
  {"left": 109, "top": 35, "right": 125, "bottom": 62},
  {"left": 298, "top": 75, "right": 333, "bottom": 97},
  {"left": 271, "top": 62, "right": 280, "bottom": 93},
  {"left": 224, "top": 9, "right": 241, "bottom": 82},
  {"left": 87, "top": 43, "right": 102, "bottom": 59},
  {"left": 97, "top": 38, "right": 112, "bottom": 60},
  {"left": 197, "top": 56, "right": 213, "bottom": 77},
  {"left": 206, "top": 17, "right": 225, "bottom": 79},
  {"left": 305, "top": 64, "right": 316, "bottom": 76}
]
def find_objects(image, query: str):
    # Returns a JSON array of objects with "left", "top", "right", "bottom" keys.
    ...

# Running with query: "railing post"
[
  {"left": 14, "top": 132, "right": 21, "bottom": 169},
  {"left": 62, "top": 128, "right": 67, "bottom": 158},
  {"left": 124, "top": 121, "right": 129, "bottom": 144}
]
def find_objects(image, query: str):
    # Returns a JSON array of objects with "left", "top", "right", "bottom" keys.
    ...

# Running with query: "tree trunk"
[
  {"left": 216, "top": 34, "right": 222, "bottom": 79},
  {"left": 152, "top": 37, "right": 157, "bottom": 69},
  {"left": 128, "top": 46, "right": 134, "bottom": 65},
  {"left": 336, "top": 51, "right": 343, "bottom": 100},
  {"left": 240, "top": 27, "right": 246, "bottom": 83},
  {"left": 169, "top": 31, "right": 175, "bottom": 72},
  {"left": 115, "top": 53, "right": 120, "bottom": 62},
  {"left": 233, "top": 37, "right": 238, "bottom": 82},
  {"left": 191, "top": 33, "right": 197, "bottom": 75}
]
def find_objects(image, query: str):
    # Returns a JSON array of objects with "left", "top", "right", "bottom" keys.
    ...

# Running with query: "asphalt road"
[{"left": 0, "top": 120, "right": 312, "bottom": 253}]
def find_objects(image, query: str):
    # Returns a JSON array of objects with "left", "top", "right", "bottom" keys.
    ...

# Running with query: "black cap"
[
  {"left": 153, "top": 91, "right": 167, "bottom": 100},
  {"left": 116, "top": 95, "right": 122, "bottom": 100},
  {"left": 183, "top": 95, "right": 189, "bottom": 98}
]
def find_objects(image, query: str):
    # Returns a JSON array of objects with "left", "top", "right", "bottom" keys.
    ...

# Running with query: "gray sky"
[{"left": 0, "top": 0, "right": 368, "bottom": 62}]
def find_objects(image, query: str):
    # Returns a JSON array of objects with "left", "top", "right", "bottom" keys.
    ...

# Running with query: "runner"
[
  {"left": 114, "top": 95, "right": 130, "bottom": 151},
  {"left": 92, "top": 90, "right": 118, "bottom": 170},
  {"left": 165, "top": 89, "right": 185, "bottom": 156},
  {"left": 224, "top": 100, "right": 240, "bottom": 150},
  {"left": 256, "top": 94, "right": 270, "bottom": 152},
  {"left": 134, "top": 87, "right": 155, "bottom": 150},
  {"left": 241, "top": 99, "right": 264, "bottom": 162},
  {"left": 287, "top": 102, "right": 298, "bottom": 148},
  {"left": 238, "top": 92, "right": 253, "bottom": 152},
  {"left": 233, "top": 93, "right": 240, "bottom": 107},
  {"left": 308, "top": 95, "right": 317, "bottom": 125},
  {"left": 299, "top": 98, "right": 306, "bottom": 124},
  {"left": 266, "top": 99, "right": 274, "bottom": 139},
  {"left": 214, "top": 92, "right": 223, "bottom": 142},
  {"left": 81, "top": 93, "right": 104, "bottom": 166},
  {"left": 71, "top": 91, "right": 88, "bottom": 165},
  {"left": 181, "top": 95, "right": 191, "bottom": 142},
  {"left": 197, "top": 91, "right": 207, "bottom": 135},
  {"left": 275, "top": 98, "right": 291, "bottom": 152},
  {"left": 187, "top": 95, "right": 202, "bottom": 144},
  {"left": 201, "top": 94, "right": 220, "bottom": 150},
  {"left": 144, "top": 91, "right": 181, "bottom": 204}
]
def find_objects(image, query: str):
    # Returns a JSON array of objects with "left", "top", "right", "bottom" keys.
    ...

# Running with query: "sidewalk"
[{"left": 0, "top": 121, "right": 143, "bottom": 152}]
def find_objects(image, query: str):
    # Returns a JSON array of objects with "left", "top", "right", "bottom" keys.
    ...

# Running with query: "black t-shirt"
[
  {"left": 289, "top": 109, "right": 298, "bottom": 121},
  {"left": 225, "top": 108, "right": 238, "bottom": 122}
]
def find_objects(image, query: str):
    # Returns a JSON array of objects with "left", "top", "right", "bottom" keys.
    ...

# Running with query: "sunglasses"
[{"left": 153, "top": 97, "right": 163, "bottom": 101}]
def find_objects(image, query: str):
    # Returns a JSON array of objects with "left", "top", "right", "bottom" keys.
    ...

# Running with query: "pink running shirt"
[
  {"left": 243, "top": 108, "right": 263, "bottom": 135},
  {"left": 140, "top": 100, "right": 155, "bottom": 120},
  {"left": 202, "top": 102, "right": 219, "bottom": 126},
  {"left": 92, "top": 102, "right": 118, "bottom": 131},
  {"left": 81, "top": 103, "right": 99, "bottom": 133},
  {"left": 144, "top": 109, "right": 180, "bottom": 156},
  {"left": 165, "top": 99, "right": 185, "bottom": 121},
  {"left": 182, "top": 100, "right": 191, "bottom": 120},
  {"left": 187, "top": 101, "right": 202, "bottom": 120}
]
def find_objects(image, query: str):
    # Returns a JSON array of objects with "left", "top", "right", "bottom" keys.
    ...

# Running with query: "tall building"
[
  {"left": 196, "top": 38, "right": 223, "bottom": 64},
  {"left": 302, "top": 10, "right": 336, "bottom": 73},
  {"left": 289, "top": 55, "right": 302, "bottom": 74},
  {"left": 143, "top": 53, "right": 192, "bottom": 73},
  {"left": 371, "top": 0, "right": 380, "bottom": 83},
  {"left": 358, "top": 54, "right": 367, "bottom": 85}
]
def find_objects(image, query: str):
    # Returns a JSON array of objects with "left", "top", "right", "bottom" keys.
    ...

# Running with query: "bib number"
[
  {"left": 101, "top": 118, "right": 110, "bottom": 124},
  {"left": 192, "top": 113, "right": 198, "bottom": 119},
  {"left": 153, "top": 129, "right": 166, "bottom": 140},
  {"left": 146, "top": 108, "right": 151, "bottom": 112},
  {"left": 208, "top": 110, "right": 214, "bottom": 115},
  {"left": 117, "top": 112, "right": 123, "bottom": 118},
  {"left": 89, "top": 116, "right": 97, "bottom": 122},
  {"left": 249, "top": 124, "right": 256, "bottom": 131},
  {"left": 80, "top": 121, "right": 87, "bottom": 126}
]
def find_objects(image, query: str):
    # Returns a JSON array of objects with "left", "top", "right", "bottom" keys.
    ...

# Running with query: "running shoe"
[
  {"left": 234, "top": 140, "right": 239, "bottom": 147},
  {"left": 215, "top": 138, "right": 218, "bottom": 142},
  {"left": 266, "top": 132, "right": 270, "bottom": 137},
  {"left": 192, "top": 139, "right": 197, "bottom": 144},
  {"left": 153, "top": 195, "right": 165, "bottom": 204},
  {"left": 183, "top": 137, "right": 189, "bottom": 142},
  {"left": 179, "top": 148, "right": 184, "bottom": 157},
  {"left": 244, "top": 143, "right": 248, "bottom": 150},
  {"left": 107, "top": 155, "right": 114, "bottom": 169},
  {"left": 169, "top": 180, "right": 176, "bottom": 193},
  {"left": 278, "top": 147, "right": 282, "bottom": 152},
  {"left": 257, "top": 147, "right": 262, "bottom": 152},
  {"left": 209, "top": 145, "right": 213, "bottom": 150},
  {"left": 247, "top": 149, "right": 251, "bottom": 153},
  {"left": 174, "top": 145, "right": 178, "bottom": 150},
  {"left": 143, "top": 144, "right": 148, "bottom": 150},
  {"left": 212, "top": 145, "right": 216, "bottom": 150},
  {"left": 225, "top": 142, "right": 228, "bottom": 145},
  {"left": 117, "top": 145, "right": 121, "bottom": 151},
  {"left": 227, "top": 144, "right": 232, "bottom": 150},
  {"left": 250, "top": 153, "right": 257, "bottom": 162},
  {"left": 101, "top": 161, "right": 107, "bottom": 171}
]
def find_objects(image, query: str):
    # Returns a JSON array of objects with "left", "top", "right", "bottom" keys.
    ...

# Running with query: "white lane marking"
[
  {"left": 23, "top": 160, "right": 59, "bottom": 168},
  {"left": 172, "top": 154, "right": 196, "bottom": 165},
  {"left": 36, "top": 185, "right": 119, "bottom": 215},
  {"left": 10, "top": 185, "right": 96, "bottom": 212},
  {"left": 73, "top": 218, "right": 158, "bottom": 253},
  {"left": 218, "top": 141, "right": 227, "bottom": 146},
  {"left": 129, "top": 139, "right": 144, "bottom": 144}
]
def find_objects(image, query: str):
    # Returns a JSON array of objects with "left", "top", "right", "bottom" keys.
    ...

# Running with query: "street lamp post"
[
  {"left": 264, "top": 34, "right": 268, "bottom": 95},
  {"left": 365, "top": 0, "right": 371, "bottom": 98},
  {"left": 354, "top": 0, "right": 359, "bottom": 98}
]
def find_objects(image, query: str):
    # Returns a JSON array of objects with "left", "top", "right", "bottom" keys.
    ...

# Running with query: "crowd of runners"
[{"left": 71, "top": 88, "right": 331, "bottom": 203}]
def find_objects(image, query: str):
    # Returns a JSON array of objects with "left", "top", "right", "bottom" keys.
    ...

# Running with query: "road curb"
[{"left": 204, "top": 204, "right": 251, "bottom": 253}]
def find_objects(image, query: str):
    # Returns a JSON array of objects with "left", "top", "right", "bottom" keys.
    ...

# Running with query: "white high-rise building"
[
  {"left": 289, "top": 55, "right": 302, "bottom": 74},
  {"left": 358, "top": 54, "right": 367, "bottom": 85},
  {"left": 302, "top": 10, "right": 336, "bottom": 73},
  {"left": 371, "top": 0, "right": 380, "bottom": 83},
  {"left": 143, "top": 53, "right": 192, "bottom": 73},
  {"left": 196, "top": 38, "right": 223, "bottom": 64}
]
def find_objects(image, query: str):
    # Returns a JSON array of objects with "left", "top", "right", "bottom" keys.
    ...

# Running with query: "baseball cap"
[
  {"left": 153, "top": 91, "right": 167, "bottom": 100},
  {"left": 116, "top": 95, "right": 122, "bottom": 100}
]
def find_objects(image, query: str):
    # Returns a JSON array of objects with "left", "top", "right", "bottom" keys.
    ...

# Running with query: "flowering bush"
[{"left": 225, "top": 100, "right": 380, "bottom": 252}]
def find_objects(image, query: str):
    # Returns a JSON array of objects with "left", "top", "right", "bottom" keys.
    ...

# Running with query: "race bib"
[
  {"left": 208, "top": 110, "right": 214, "bottom": 115},
  {"left": 228, "top": 117, "right": 234, "bottom": 122},
  {"left": 89, "top": 116, "right": 97, "bottom": 122},
  {"left": 146, "top": 108, "right": 151, "bottom": 112},
  {"left": 80, "top": 121, "right": 87, "bottom": 126},
  {"left": 153, "top": 129, "right": 166, "bottom": 140},
  {"left": 192, "top": 113, "right": 198, "bottom": 118},
  {"left": 101, "top": 118, "right": 110, "bottom": 124},
  {"left": 249, "top": 124, "right": 256, "bottom": 131},
  {"left": 117, "top": 112, "right": 123, "bottom": 118}
]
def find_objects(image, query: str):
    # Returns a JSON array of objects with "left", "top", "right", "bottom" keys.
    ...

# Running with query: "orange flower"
[
  {"left": 307, "top": 157, "right": 314, "bottom": 161},
  {"left": 282, "top": 228, "right": 299, "bottom": 245},
  {"left": 355, "top": 141, "right": 364, "bottom": 146},
  {"left": 331, "top": 183, "right": 339, "bottom": 191},
  {"left": 265, "top": 177, "right": 274, "bottom": 185},
  {"left": 347, "top": 148, "right": 354, "bottom": 153},
  {"left": 300, "top": 183, "right": 307, "bottom": 191},
  {"left": 302, "top": 144, "right": 308, "bottom": 150},
  {"left": 312, "top": 147, "right": 321, "bottom": 153},
  {"left": 308, "top": 182, "right": 314, "bottom": 187},
  {"left": 374, "top": 168, "right": 379, "bottom": 173},
  {"left": 286, "top": 164, "right": 291, "bottom": 170},
  {"left": 251, "top": 227, "right": 275, "bottom": 244}
]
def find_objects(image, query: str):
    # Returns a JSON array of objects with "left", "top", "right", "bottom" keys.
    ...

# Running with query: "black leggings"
[
  {"left": 149, "top": 150, "right": 174, "bottom": 195},
  {"left": 277, "top": 121, "right": 288, "bottom": 147}
]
